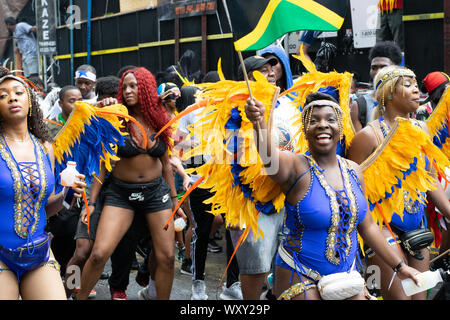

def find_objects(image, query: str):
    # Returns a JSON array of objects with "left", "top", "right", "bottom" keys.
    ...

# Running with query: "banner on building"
[{"left": 35, "top": 0, "right": 57, "bottom": 54}]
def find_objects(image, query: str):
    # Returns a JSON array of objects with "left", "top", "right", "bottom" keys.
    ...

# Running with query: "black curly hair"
[
  {"left": 0, "top": 68, "right": 53, "bottom": 143},
  {"left": 95, "top": 75, "right": 120, "bottom": 99},
  {"left": 368, "top": 41, "right": 403, "bottom": 65}
]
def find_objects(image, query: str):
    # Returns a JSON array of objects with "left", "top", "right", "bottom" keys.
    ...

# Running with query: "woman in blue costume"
[
  {"left": 347, "top": 65, "right": 450, "bottom": 299},
  {"left": 244, "top": 90, "right": 420, "bottom": 300},
  {"left": 0, "top": 69, "right": 85, "bottom": 299}
]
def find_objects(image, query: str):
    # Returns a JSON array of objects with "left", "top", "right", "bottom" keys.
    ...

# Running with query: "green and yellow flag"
[{"left": 226, "top": 0, "right": 347, "bottom": 52}]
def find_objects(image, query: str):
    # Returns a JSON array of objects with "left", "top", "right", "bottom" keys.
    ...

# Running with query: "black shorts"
[
  {"left": 74, "top": 202, "right": 101, "bottom": 241},
  {"left": 103, "top": 176, "right": 173, "bottom": 214}
]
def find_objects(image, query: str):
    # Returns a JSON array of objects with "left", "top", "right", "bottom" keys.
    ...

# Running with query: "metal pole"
[
  {"left": 70, "top": 0, "right": 74, "bottom": 85},
  {"left": 87, "top": 0, "right": 92, "bottom": 65},
  {"left": 445, "top": 0, "right": 450, "bottom": 75}
]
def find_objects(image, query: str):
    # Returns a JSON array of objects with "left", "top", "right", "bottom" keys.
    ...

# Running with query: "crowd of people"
[{"left": 0, "top": 24, "right": 449, "bottom": 301}]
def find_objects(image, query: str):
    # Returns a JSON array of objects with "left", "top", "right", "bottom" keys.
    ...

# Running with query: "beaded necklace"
[{"left": 0, "top": 133, "right": 47, "bottom": 239}]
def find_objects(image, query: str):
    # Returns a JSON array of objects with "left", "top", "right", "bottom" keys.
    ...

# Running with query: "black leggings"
[
  {"left": 190, "top": 188, "right": 239, "bottom": 284},
  {"left": 190, "top": 188, "right": 215, "bottom": 281}
]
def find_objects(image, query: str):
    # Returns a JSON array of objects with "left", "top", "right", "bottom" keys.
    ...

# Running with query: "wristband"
[
  {"left": 393, "top": 261, "right": 403, "bottom": 273},
  {"left": 171, "top": 195, "right": 178, "bottom": 199},
  {"left": 88, "top": 201, "right": 96, "bottom": 206}
]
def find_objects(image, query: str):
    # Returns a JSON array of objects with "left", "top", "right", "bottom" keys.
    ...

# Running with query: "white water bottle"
[
  {"left": 60, "top": 161, "right": 79, "bottom": 187},
  {"left": 174, "top": 218, "right": 187, "bottom": 232},
  {"left": 401, "top": 269, "right": 444, "bottom": 296}
]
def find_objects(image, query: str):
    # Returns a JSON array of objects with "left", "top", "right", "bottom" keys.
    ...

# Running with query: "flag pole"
[
  {"left": 237, "top": 50, "right": 264, "bottom": 143},
  {"left": 222, "top": 0, "right": 263, "bottom": 142}
]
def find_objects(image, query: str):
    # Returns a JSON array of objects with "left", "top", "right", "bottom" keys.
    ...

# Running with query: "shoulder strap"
[
  {"left": 356, "top": 96, "right": 367, "bottom": 127},
  {"left": 286, "top": 162, "right": 314, "bottom": 197},
  {"left": 367, "top": 122, "right": 383, "bottom": 145}
]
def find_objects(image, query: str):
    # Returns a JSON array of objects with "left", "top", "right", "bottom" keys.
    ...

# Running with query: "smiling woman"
[
  {"left": 0, "top": 68, "right": 86, "bottom": 300},
  {"left": 244, "top": 89, "right": 421, "bottom": 300}
]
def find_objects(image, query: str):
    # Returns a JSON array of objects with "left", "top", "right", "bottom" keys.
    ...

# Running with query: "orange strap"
[
  {"left": 44, "top": 118, "right": 63, "bottom": 127},
  {"left": 82, "top": 189, "right": 90, "bottom": 235},
  {"left": 375, "top": 203, "right": 402, "bottom": 252},
  {"left": 95, "top": 110, "right": 147, "bottom": 150},
  {"left": 217, "top": 225, "right": 251, "bottom": 289},
  {"left": 154, "top": 100, "right": 206, "bottom": 139},
  {"left": 163, "top": 176, "right": 205, "bottom": 230}
]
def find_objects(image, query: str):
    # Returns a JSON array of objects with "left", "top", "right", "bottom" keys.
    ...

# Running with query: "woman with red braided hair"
[{"left": 76, "top": 67, "right": 185, "bottom": 300}]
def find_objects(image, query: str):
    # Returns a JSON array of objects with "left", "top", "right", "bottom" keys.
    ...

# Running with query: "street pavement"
[{"left": 90, "top": 225, "right": 230, "bottom": 300}]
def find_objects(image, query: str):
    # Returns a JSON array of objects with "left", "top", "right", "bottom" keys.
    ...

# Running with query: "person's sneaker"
[
  {"left": 73, "top": 288, "right": 97, "bottom": 299},
  {"left": 207, "top": 239, "right": 222, "bottom": 253},
  {"left": 180, "top": 258, "right": 193, "bottom": 275},
  {"left": 191, "top": 280, "right": 208, "bottom": 300},
  {"left": 260, "top": 288, "right": 277, "bottom": 300},
  {"left": 138, "top": 280, "right": 157, "bottom": 300},
  {"left": 110, "top": 288, "right": 128, "bottom": 300},
  {"left": 135, "top": 263, "right": 150, "bottom": 287},
  {"left": 219, "top": 282, "right": 243, "bottom": 300},
  {"left": 100, "top": 272, "right": 110, "bottom": 280}
]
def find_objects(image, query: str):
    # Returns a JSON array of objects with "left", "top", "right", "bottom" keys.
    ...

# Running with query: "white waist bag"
[
  {"left": 317, "top": 270, "right": 365, "bottom": 300},
  {"left": 278, "top": 245, "right": 365, "bottom": 300}
]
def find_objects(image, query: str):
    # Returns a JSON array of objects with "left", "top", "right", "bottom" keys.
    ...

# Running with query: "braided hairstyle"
[
  {"left": 117, "top": 67, "right": 173, "bottom": 148},
  {"left": 0, "top": 68, "right": 53, "bottom": 143}
]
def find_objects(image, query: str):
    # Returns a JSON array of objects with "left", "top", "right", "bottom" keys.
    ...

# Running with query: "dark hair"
[
  {"left": 28, "top": 75, "right": 44, "bottom": 89},
  {"left": 305, "top": 91, "right": 339, "bottom": 106},
  {"left": 95, "top": 76, "right": 120, "bottom": 98},
  {"left": 117, "top": 67, "right": 172, "bottom": 148},
  {"left": 76, "top": 64, "right": 96, "bottom": 75},
  {"left": 176, "top": 86, "right": 198, "bottom": 112},
  {"left": 0, "top": 71, "right": 53, "bottom": 142},
  {"left": 428, "top": 82, "right": 448, "bottom": 108},
  {"left": 4, "top": 17, "right": 17, "bottom": 26},
  {"left": 116, "top": 65, "right": 137, "bottom": 79},
  {"left": 59, "top": 85, "right": 79, "bottom": 101},
  {"left": 201, "top": 71, "right": 220, "bottom": 83},
  {"left": 368, "top": 41, "right": 403, "bottom": 65}
]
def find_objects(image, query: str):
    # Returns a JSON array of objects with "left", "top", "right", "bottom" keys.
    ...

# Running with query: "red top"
[{"left": 378, "top": 0, "right": 403, "bottom": 11}]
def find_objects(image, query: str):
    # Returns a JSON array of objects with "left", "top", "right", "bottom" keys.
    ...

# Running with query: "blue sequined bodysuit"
[
  {"left": 0, "top": 134, "right": 55, "bottom": 250},
  {"left": 276, "top": 155, "right": 367, "bottom": 278}
]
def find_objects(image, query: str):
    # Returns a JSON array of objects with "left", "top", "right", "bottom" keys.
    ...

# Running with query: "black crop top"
[{"left": 117, "top": 133, "right": 167, "bottom": 158}]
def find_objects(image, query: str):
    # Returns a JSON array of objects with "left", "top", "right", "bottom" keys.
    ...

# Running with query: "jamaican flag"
[{"left": 226, "top": 0, "right": 347, "bottom": 52}]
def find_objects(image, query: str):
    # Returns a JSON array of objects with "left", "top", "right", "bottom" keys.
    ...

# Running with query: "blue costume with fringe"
[
  {"left": 0, "top": 134, "right": 55, "bottom": 280},
  {"left": 276, "top": 155, "right": 366, "bottom": 280}
]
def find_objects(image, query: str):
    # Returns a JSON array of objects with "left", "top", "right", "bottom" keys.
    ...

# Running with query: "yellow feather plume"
[
  {"left": 361, "top": 118, "right": 450, "bottom": 227},
  {"left": 182, "top": 72, "right": 283, "bottom": 240},
  {"left": 53, "top": 101, "right": 128, "bottom": 171},
  {"left": 426, "top": 86, "right": 450, "bottom": 158}
]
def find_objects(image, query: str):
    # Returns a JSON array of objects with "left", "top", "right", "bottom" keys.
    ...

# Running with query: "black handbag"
[{"left": 398, "top": 228, "right": 434, "bottom": 260}]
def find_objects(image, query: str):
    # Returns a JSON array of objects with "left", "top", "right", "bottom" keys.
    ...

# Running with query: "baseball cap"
[
  {"left": 237, "top": 55, "right": 278, "bottom": 81},
  {"left": 422, "top": 71, "right": 450, "bottom": 95}
]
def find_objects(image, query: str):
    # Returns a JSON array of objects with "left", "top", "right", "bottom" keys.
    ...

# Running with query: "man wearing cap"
[
  {"left": 237, "top": 55, "right": 277, "bottom": 84},
  {"left": 45, "top": 65, "right": 97, "bottom": 120},
  {"left": 230, "top": 54, "right": 300, "bottom": 300}
]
